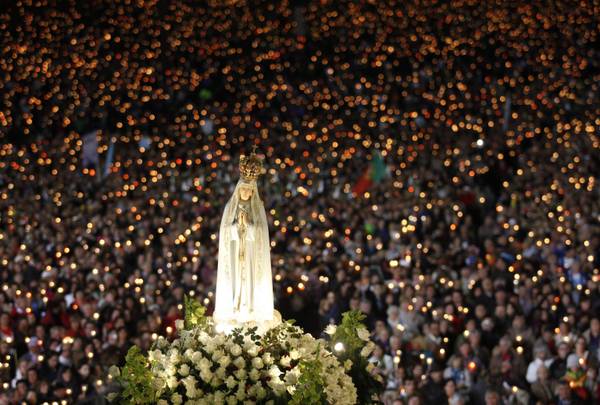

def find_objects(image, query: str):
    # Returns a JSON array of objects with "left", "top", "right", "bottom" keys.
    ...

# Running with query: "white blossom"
[
  {"left": 249, "top": 368, "right": 260, "bottom": 381},
  {"left": 234, "top": 369, "right": 247, "bottom": 380},
  {"left": 361, "top": 342, "right": 375, "bottom": 358},
  {"left": 262, "top": 352, "right": 273, "bottom": 365},
  {"left": 179, "top": 363, "right": 190, "bottom": 377},
  {"left": 120, "top": 319, "right": 359, "bottom": 404},
  {"left": 268, "top": 365, "right": 282, "bottom": 379},
  {"left": 251, "top": 356, "right": 264, "bottom": 369},
  {"left": 191, "top": 351, "right": 203, "bottom": 364},
  {"left": 229, "top": 344, "right": 242, "bottom": 357},
  {"left": 280, "top": 355, "right": 291, "bottom": 368},
  {"left": 233, "top": 356, "right": 246, "bottom": 369},
  {"left": 356, "top": 327, "right": 370, "bottom": 341},
  {"left": 171, "top": 392, "right": 183, "bottom": 405},
  {"left": 217, "top": 354, "right": 231, "bottom": 368},
  {"left": 225, "top": 375, "right": 237, "bottom": 389}
]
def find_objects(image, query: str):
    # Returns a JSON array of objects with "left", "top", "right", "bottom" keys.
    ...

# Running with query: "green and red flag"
[{"left": 352, "top": 150, "right": 387, "bottom": 197}]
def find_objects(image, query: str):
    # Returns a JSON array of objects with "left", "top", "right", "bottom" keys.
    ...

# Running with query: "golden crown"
[{"left": 239, "top": 148, "right": 264, "bottom": 181}]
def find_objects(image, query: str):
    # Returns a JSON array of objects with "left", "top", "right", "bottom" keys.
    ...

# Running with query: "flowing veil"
[{"left": 214, "top": 179, "right": 274, "bottom": 324}]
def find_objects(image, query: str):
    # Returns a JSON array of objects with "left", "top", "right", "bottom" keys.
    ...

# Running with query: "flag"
[
  {"left": 81, "top": 131, "right": 99, "bottom": 168},
  {"left": 139, "top": 136, "right": 152, "bottom": 150},
  {"left": 201, "top": 118, "right": 214, "bottom": 135},
  {"left": 352, "top": 150, "right": 387, "bottom": 196},
  {"left": 199, "top": 88, "right": 212, "bottom": 100}
]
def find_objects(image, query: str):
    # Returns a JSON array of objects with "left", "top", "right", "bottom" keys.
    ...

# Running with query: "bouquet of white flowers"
[{"left": 108, "top": 298, "right": 382, "bottom": 404}]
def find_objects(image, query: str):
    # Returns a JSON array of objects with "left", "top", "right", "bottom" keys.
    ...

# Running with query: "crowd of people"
[{"left": 1, "top": 0, "right": 599, "bottom": 404}]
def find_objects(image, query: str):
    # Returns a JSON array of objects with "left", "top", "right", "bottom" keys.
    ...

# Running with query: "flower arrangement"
[
  {"left": 323, "top": 311, "right": 384, "bottom": 404},
  {"left": 109, "top": 298, "right": 383, "bottom": 404}
]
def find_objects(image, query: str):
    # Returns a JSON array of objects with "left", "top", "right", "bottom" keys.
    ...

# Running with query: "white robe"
[{"left": 214, "top": 180, "right": 276, "bottom": 330}]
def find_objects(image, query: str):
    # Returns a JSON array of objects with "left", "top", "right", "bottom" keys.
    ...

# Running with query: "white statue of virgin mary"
[{"left": 213, "top": 150, "right": 277, "bottom": 331}]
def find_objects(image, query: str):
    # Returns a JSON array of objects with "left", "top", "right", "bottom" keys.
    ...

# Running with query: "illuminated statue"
[{"left": 213, "top": 148, "right": 277, "bottom": 331}]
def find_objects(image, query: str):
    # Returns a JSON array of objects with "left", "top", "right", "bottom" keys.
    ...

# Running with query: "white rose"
[
  {"left": 256, "top": 385, "right": 267, "bottom": 400},
  {"left": 214, "top": 391, "right": 225, "bottom": 405},
  {"left": 212, "top": 349, "right": 225, "bottom": 362},
  {"left": 234, "top": 369, "right": 247, "bottom": 380},
  {"left": 289, "top": 349, "right": 300, "bottom": 360},
  {"left": 215, "top": 366, "right": 226, "bottom": 380},
  {"left": 171, "top": 392, "right": 183, "bottom": 405},
  {"left": 218, "top": 355, "right": 231, "bottom": 368},
  {"left": 168, "top": 349, "right": 180, "bottom": 364},
  {"left": 251, "top": 357, "right": 264, "bottom": 369},
  {"left": 198, "top": 332, "right": 210, "bottom": 344},
  {"left": 268, "top": 365, "right": 282, "bottom": 379},
  {"left": 324, "top": 324, "right": 337, "bottom": 335},
  {"left": 179, "top": 363, "right": 190, "bottom": 377},
  {"left": 271, "top": 380, "right": 286, "bottom": 396},
  {"left": 225, "top": 376, "right": 237, "bottom": 389},
  {"left": 165, "top": 364, "right": 176, "bottom": 377},
  {"left": 200, "top": 369, "right": 213, "bottom": 383},
  {"left": 185, "top": 384, "right": 197, "bottom": 399},
  {"left": 175, "top": 319, "right": 184, "bottom": 330},
  {"left": 357, "top": 327, "right": 370, "bottom": 341},
  {"left": 230, "top": 344, "right": 242, "bottom": 357},
  {"left": 166, "top": 375, "right": 178, "bottom": 389},
  {"left": 235, "top": 385, "right": 247, "bottom": 401},
  {"left": 361, "top": 342, "right": 375, "bottom": 358},
  {"left": 157, "top": 400, "right": 168, "bottom": 405},
  {"left": 284, "top": 368, "right": 300, "bottom": 385},
  {"left": 214, "top": 334, "right": 226, "bottom": 345},
  {"left": 198, "top": 358, "right": 212, "bottom": 371},
  {"left": 191, "top": 351, "right": 203, "bottom": 364},
  {"left": 262, "top": 352, "right": 273, "bottom": 365},
  {"left": 183, "top": 374, "right": 196, "bottom": 387},
  {"left": 233, "top": 356, "right": 246, "bottom": 369},
  {"left": 147, "top": 350, "right": 161, "bottom": 363},
  {"left": 247, "top": 344, "right": 259, "bottom": 357},
  {"left": 280, "top": 355, "right": 291, "bottom": 368},
  {"left": 249, "top": 368, "right": 260, "bottom": 381}
]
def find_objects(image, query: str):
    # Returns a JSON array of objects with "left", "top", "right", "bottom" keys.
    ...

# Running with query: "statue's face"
[{"left": 239, "top": 185, "right": 253, "bottom": 201}]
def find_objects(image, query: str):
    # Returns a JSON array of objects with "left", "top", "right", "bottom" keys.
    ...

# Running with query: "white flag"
[{"left": 82, "top": 131, "right": 99, "bottom": 167}]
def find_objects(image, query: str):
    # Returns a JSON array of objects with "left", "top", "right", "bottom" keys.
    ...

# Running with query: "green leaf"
[
  {"left": 114, "top": 346, "right": 156, "bottom": 404},
  {"left": 184, "top": 295, "right": 208, "bottom": 330},
  {"left": 327, "top": 310, "right": 384, "bottom": 404},
  {"left": 290, "top": 345, "right": 327, "bottom": 405}
]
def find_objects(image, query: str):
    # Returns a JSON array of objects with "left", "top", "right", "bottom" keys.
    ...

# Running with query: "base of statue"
[
  {"left": 108, "top": 305, "right": 378, "bottom": 405},
  {"left": 213, "top": 310, "right": 283, "bottom": 335}
]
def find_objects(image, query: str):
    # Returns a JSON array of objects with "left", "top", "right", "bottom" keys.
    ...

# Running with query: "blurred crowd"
[{"left": 1, "top": 0, "right": 600, "bottom": 404}]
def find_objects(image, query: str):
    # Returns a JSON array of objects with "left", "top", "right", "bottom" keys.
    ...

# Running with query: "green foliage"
[
  {"left": 329, "top": 310, "right": 384, "bottom": 404},
  {"left": 110, "top": 346, "right": 155, "bottom": 404},
  {"left": 290, "top": 348, "right": 327, "bottom": 405},
  {"left": 261, "top": 320, "right": 302, "bottom": 356},
  {"left": 332, "top": 311, "right": 367, "bottom": 355},
  {"left": 110, "top": 312, "right": 366, "bottom": 404},
  {"left": 184, "top": 295, "right": 207, "bottom": 330}
]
